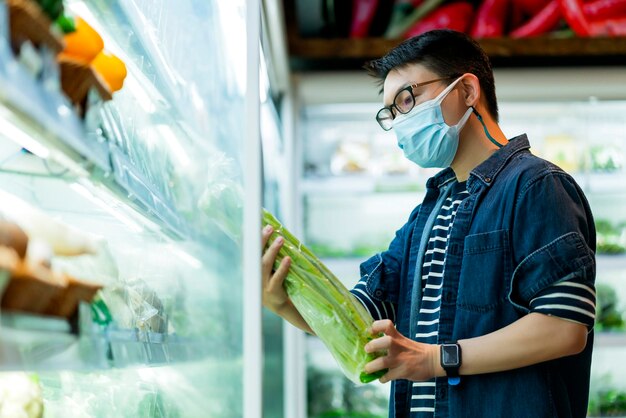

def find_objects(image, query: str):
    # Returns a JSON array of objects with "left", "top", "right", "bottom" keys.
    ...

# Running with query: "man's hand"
[
  {"left": 261, "top": 225, "right": 291, "bottom": 314},
  {"left": 363, "top": 319, "right": 442, "bottom": 384}
]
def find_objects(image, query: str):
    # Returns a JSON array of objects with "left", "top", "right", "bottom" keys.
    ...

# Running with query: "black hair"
[{"left": 364, "top": 30, "right": 499, "bottom": 122}]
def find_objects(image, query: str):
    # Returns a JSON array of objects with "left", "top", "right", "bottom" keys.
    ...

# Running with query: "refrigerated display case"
[
  {"left": 0, "top": 0, "right": 266, "bottom": 417},
  {"left": 296, "top": 71, "right": 626, "bottom": 417}
]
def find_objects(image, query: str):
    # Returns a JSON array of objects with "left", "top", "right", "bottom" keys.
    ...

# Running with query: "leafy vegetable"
[{"left": 263, "top": 209, "right": 386, "bottom": 384}]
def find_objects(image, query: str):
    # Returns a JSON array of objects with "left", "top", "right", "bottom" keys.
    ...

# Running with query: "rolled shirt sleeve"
[{"left": 509, "top": 171, "right": 596, "bottom": 313}]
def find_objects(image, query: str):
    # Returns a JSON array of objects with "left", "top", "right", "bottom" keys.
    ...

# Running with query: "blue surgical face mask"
[{"left": 392, "top": 77, "right": 473, "bottom": 168}]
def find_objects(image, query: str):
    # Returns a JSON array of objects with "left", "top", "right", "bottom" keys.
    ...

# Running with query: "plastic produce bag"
[
  {"left": 197, "top": 153, "right": 244, "bottom": 241},
  {"left": 263, "top": 209, "right": 386, "bottom": 384}
]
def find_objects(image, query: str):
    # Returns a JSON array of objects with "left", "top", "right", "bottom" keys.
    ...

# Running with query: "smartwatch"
[{"left": 440, "top": 343, "right": 462, "bottom": 386}]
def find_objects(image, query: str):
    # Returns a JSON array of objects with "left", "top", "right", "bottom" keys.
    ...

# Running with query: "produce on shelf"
[
  {"left": 60, "top": 16, "right": 104, "bottom": 63},
  {"left": 263, "top": 209, "right": 386, "bottom": 384},
  {"left": 385, "top": 0, "right": 448, "bottom": 38},
  {"left": 334, "top": 0, "right": 626, "bottom": 38},
  {"left": 510, "top": 0, "right": 561, "bottom": 37},
  {"left": 58, "top": 16, "right": 127, "bottom": 97},
  {"left": 350, "top": 0, "right": 380, "bottom": 38},
  {"left": 0, "top": 189, "right": 99, "bottom": 256},
  {"left": 0, "top": 373, "right": 43, "bottom": 418},
  {"left": 90, "top": 50, "right": 127, "bottom": 92},
  {"left": 595, "top": 283, "right": 625, "bottom": 331},
  {"left": 0, "top": 221, "right": 29, "bottom": 259},
  {"left": 589, "top": 145, "right": 624, "bottom": 173},
  {"left": 470, "top": 0, "right": 510, "bottom": 37},
  {"left": 405, "top": 2, "right": 474, "bottom": 37},
  {"left": 588, "top": 388, "right": 626, "bottom": 417},
  {"left": 197, "top": 154, "right": 245, "bottom": 241},
  {"left": 6, "top": 0, "right": 64, "bottom": 53},
  {"left": 596, "top": 219, "right": 626, "bottom": 255},
  {"left": 584, "top": 0, "right": 626, "bottom": 21},
  {"left": 386, "top": 0, "right": 425, "bottom": 37},
  {"left": 0, "top": 192, "right": 106, "bottom": 318}
]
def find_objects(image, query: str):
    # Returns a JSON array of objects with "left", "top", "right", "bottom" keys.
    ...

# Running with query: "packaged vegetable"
[{"left": 263, "top": 209, "right": 386, "bottom": 384}]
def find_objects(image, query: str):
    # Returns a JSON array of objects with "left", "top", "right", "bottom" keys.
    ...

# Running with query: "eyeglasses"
[{"left": 376, "top": 77, "right": 455, "bottom": 131}]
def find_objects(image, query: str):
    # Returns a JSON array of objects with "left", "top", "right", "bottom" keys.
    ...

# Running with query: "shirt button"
[
  {"left": 374, "top": 289, "right": 384, "bottom": 298},
  {"left": 485, "top": 177, "right": 492, "bottom": 183}
]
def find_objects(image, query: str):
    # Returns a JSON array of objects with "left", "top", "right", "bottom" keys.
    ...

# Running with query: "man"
[{"left": 262, "top": 29, "right": 596, "bottom": 418}]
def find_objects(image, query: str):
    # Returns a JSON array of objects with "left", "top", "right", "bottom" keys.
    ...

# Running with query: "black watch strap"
[{"left": 440, "top": 343, "right": 462, "bottom": 381}]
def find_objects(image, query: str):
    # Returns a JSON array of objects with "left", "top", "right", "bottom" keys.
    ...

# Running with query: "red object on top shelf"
[
  {"left": 350, "top": 0, "right": 379, "bottom": 38},
  {"left": 404, "top": 2, "right": 474, "bottom": 37}
]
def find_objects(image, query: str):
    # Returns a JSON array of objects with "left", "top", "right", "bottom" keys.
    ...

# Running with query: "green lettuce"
[{"left": 263, "top": 209, "right": 386, "bottom": 384}]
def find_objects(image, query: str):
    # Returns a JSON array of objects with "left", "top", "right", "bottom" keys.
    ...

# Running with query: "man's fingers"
[
  {"left": 379, "top": 367, "right": 403, "bottom": 384},
  {"left": 364, "top": 355, "right": 388, "bottom": 375},
  {"left": 371, "top": 319, "right": 397, "bottom": 336},
  {"left": 365, "top": 335, "right": 391, "bottom": 353},
  {"left": 268, "top": 256, "right": 290, "bottom": 292},
  {"left": 262, "top": 236, "right": 284, "bottom": 279},
  {"left": 261, "top": 225, "right": 273, "bottom": 248}
]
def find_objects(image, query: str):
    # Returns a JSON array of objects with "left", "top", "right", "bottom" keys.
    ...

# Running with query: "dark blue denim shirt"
[{"left": 360, "top": 135, "right": 596, "bottom": 418}]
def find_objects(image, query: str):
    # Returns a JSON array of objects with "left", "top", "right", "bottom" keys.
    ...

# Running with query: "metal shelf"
[
  {"left": 0, "top": 307, "right": 217, "bottom": 371},
  {"left": 0, "top": 57, "right": 191, "bottom": 242}
]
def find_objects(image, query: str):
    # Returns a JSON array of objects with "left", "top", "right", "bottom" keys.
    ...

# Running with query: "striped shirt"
[{"left": 411, "top": 181, "right": 468, "bottom": 417}]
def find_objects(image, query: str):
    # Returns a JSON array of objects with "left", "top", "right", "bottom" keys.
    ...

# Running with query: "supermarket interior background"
[{"left": 1, "top": 0, "right": 626, "bottom": 417}]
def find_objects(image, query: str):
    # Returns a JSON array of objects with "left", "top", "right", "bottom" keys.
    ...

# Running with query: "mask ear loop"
[{"left": 472, "top": 107, "right": 504, "bottom": 148}]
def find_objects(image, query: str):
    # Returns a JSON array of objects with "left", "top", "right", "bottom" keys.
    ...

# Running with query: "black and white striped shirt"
[{"left": 410, "top": 181, "right": 469, "bottom": 416}]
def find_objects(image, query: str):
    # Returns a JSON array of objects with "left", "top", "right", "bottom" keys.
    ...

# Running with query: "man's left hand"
[{"left": 364, "top": 319, "right": 443, "bottom": 383}]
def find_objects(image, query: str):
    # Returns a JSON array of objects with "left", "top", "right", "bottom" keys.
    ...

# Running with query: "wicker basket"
[
  {"left": 1, "top": 262, "right": 66, "bottom": 314},
  {"left": 58, "top": 55, "right": 113, "bottom": 112},
  {"left": 7, "top": 0, "right": 64, "bottom": 53},
  {"left": 44, "top": 274, "right": 102, "bottom": 318}
]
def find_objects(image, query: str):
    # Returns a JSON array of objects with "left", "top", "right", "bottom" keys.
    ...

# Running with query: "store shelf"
[
  {"left": 0, "top": 62, "right": 110, "bottom": 174},
  {"left": 288, "top": 37, "right": 626, "bottom": 62},
  {"left": 302, "top": 175, "right": 425, "bottom": 195},
  {"left": 0, "top": 58, "right": 194, "bottom": 242},
  {"left": 283, "top": 0, "right": 626, "bottom": 70},
  {"left": 0, "top": 307, "right": 217, "bottom": 371}
]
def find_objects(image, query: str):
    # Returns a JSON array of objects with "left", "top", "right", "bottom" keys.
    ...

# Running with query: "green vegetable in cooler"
[
  {"left": 588, "top": 389, "right": 626, "bottom": 416},
  {"left": 595, "top": 284, "right": 625, "bottom": 331},
  {"left": 55, "top": 14, "right": 76, "bottom": 34},
  {"left": 35, "top": 0, "right": 64, "bottom": 21},
  {"left": 595, "top": 219, "right": 626, "bottom": 255},
  {"left": 263, "top": 209, "right": 387, "bottom": 384}
]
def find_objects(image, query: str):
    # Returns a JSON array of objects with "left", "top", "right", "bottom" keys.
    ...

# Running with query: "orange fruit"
[
  {"left": 91, "top": 51, "right": 127, "bottom": 92},
  {"left": 61, "top": 17, "right": 104, "bottom": 63}
]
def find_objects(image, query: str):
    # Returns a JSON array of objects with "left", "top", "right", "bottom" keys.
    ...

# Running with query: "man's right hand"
[{"left": 261, "top": 225, "right": 291, "bottom": 315}]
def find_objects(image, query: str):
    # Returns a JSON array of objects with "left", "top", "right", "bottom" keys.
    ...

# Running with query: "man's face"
[{"left": 382, "top": 64, "right": 467, "bottom": 127}]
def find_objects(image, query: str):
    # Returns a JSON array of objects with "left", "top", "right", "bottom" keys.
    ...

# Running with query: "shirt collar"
[
  {"left": 425, "top": 134, "right": 531, "bottom": 192},
  {"left": 467, "top": 134, "right": 530, "bottom": 192}
]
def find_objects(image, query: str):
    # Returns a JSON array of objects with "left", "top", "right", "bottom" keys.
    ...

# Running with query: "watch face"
[{"left": 442, "top": 345, "right": 460, "bottom": 366}]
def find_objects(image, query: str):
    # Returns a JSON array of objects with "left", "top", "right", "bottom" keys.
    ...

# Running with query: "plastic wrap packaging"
[
  {"left": 263, "top": 209, "right": 386, "bottom": 384},
  {"left": 0, "top": 190, "right": 98, "bottom": 256},
  {"left": 197, "top": 153, "right": 244, "bottom": 242}
]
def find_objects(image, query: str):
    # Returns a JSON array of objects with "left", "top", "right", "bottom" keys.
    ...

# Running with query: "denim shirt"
[{"left": 359, "top": 135, "right": 596, "bottom": 418}]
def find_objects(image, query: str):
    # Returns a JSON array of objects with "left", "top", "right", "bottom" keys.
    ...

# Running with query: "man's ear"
[{"left": 459, "top": 74, "right": 481, "bottom": 107}]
